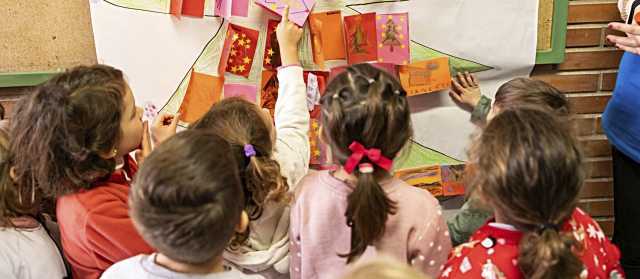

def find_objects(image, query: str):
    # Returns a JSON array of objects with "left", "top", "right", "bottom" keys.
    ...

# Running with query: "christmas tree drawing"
[{"left": 381, "top": 17, "right": 401, "bottom": 52}]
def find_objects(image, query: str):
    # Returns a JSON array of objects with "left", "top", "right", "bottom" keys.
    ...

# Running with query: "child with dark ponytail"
[
  {"left": 439, "top": 107, "right": 624, "bottom": 279},
  {"left": 290, "top": 63, "right": 451, "bottom": 279}
]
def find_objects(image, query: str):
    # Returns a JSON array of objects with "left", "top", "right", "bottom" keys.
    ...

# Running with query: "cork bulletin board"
[
  {"left": 0, "top": 1, "right": 97, "bottom": 87},
  {"left": 536, "top": 0, "right": 569, "bottom": 64}
]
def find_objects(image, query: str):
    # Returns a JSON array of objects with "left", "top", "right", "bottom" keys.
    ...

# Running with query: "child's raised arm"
[{"left": 273, "top": 6, "right": 310, "bottom": 189}]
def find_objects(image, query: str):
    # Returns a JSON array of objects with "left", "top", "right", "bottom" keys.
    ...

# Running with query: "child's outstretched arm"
[
  {"left": 449, "top": 72, "right": 492, "bottom": 124},
  {"left": 273, "top": 6, "right": 310, "bottom": 189}
]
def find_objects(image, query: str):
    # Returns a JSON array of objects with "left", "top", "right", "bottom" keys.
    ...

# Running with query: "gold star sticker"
[
  {"left": 230, "top": 49, "right": 238, "bottom": 57},
  {"left": 245, "top": 44, "right": 250, "bottom": 49},
  {"left": 243, "top": 56, "right": 251, "bottom": 64},
  {"left": 267, "top": 48, "right": 275, "bottom": 56},
  {"left": 241, "top": 33, "right": 246, "bottom": 38},
  {"left": 376, "top": 15, "right": 381, "bottom": 20},
  {"left": 265, "top": 57, "right": 272, "bottom": 65},
  {"left": 381, "top": 24, "right": 386, "bottom": 29},
  {"left": 238, "top": 64, "right": 246, "bottom": 72},
  {"left": 246, "top": 39, "right": 252, "bottom": 44},
  {"left": 238, "top": 39, "right": 246, "bottom": 46},
  {"left": 312, "top": 121, "right": 319, "bottom": 128},
  {"left": 230, "top": 66, "right": 239, "bottom": 73},
  {"left": 313, "top": 150, "right": 321, "bottom": 156},
  {"left": 400, "top": 16, "right": 405, "bottom": 22},
  {"left": 378, "top": 43, "right": 383, "bottom": 48},
  {"left": 232, "top": 33, "right": 239, "bottom": 41},
  {"left": 387, "top": 15, "right": 393, "bottom": 20},
  {"left": 399, "top": 34, "right": 404, "bottom": 39}
]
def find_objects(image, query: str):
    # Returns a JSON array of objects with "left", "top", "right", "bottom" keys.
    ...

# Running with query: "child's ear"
[
  {"left": 235, "top": 211, "right": 249, "bottom": 233},
  {"left": 9, "top": 166, "right": 16, "bottom": 183}
]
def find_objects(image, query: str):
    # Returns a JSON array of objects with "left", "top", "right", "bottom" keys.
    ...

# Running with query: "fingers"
[
  {"left": 141, "top": 121, "right": 151, "bottom": 156},
  {"left": 463, "top": 72, "right": 476, "bottom": 87},
  {"left": 456, "top": 72, "right": 469, "bottom": 88},
  {"left": 607, "top": 34, "right": 640, "bottom": 48},
  {"left": 609, "top": 22, "right": 640, "bottom": 35},
  {"left": 449, "top": 91, "right": 463, "bottom": 103},
  {"left": 451, "top": 79, "right": 464, "bottom": 94},
  {"left": 615, "top": 43, "right": 640, "bottom": 55},
  {"left": 469, "top": 72, "right": 479, "bottom": 87},
  {"left": 282, "top": 5, "right": 290, "bottom": 23}
]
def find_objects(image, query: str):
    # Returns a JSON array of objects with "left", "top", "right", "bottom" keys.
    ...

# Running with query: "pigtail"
[
  {"left": 342, "top": 164, "right": 397, "bottom": 263},
  {"left": 243, "top": 153, "right": 290, "bottom": 220},
  {"left": 518, "top": 227, "right": 582, "bottom": 279}
]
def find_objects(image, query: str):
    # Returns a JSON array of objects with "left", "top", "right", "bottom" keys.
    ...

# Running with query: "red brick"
[
  {"left": 558, "top": 50, "right": 623, "bottom": 71},
  {"left": 566, "top": 27, "right": 602, "bottom": 47},
  {"left": 580, "top": 139, "right": 612, "bottom": 157},
  {"left": 532, "top": 73, "right": 599, "bottom": 93},
  {"left": 578, "top": 199, "right": 614, "bottom": 217},
  {"left": 568, "top": 95, "right": 611, "bottom": 114},
  {"left": 601, "top": 72, "right": 617, "bottom": 91},
  {"left": 585, "top": 160, "right": 612, "bottom": 179},
  {"left": 572, "top": 117, "right": 597, "bottom": 136},
  {"left": 596, "top": 218, "right": 614, "bottom": 236},
  {"left": 568, "top": 3, "right": 621, "bottom": 24},
  {"left": 580, "top": 180, "right": 613, "bottom": 198}
]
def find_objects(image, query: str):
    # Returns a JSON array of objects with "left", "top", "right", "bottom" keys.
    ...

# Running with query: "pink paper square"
[
  {"left": 232, "top": 0, "right": 249, "bottom": 17},
  {"left": 376, "top": 13, "right": 410, "bottom": 65},
  {"left": 224, "top": 84, "right": 258, "bottom": 102},
  {"left": 254, "top": 0, "right": 316, "bottom": 27},
  {"left": 214, "top": 0, "right": 231, "bottom": 18}
]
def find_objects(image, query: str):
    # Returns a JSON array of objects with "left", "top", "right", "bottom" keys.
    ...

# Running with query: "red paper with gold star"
[
  {"left": 218, "top": 23, "right": 259, "bottom": 78},
  {"left": 263, "top": 20, "right": 282, "bottom": 70}
]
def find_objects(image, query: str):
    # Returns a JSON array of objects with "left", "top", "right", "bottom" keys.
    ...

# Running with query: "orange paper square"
[
  {"left": 179, "top": 71, "right": 224, "bottom": 124},
  {"left": 309, "top": 11, "right": 347, "bottom": 61},
  {"left": 399, "top": 57, "right": 452, "bottom": 96}
]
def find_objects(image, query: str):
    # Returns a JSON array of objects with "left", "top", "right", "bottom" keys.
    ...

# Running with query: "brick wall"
[
  {"left": 0, "top": 0, "right": 623, "bottom": 234},
  {"left": 532, "top": 0, "right": 622, "bottom": 236}
]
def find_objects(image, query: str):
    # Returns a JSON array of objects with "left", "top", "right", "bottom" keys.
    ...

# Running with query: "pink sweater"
[{"left": 290, "top": 171, "right": 451, "bottom": 279}]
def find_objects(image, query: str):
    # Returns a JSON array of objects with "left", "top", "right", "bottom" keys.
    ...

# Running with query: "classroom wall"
[
  {"left": 532, "top": 0, "right": 622, "bottom": 236},
  {"left": 0, "top": 0, "right": 622, "bottom": 235}
]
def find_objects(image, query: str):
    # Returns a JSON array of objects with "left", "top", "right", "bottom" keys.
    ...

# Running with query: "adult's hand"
[{"left": 607, "top": 22, "right": 640, "bottom": 55}]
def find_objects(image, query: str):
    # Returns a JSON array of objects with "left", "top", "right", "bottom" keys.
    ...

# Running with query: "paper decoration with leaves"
[
  {"left": 376, "top": 13, "right": 410, "bottom": 65},
  {"left": 218, "top": 23, "right": 259, "bottom": 78},
  {"left": 309, "top": 11, "right": 346, "bottom": 62},
  {"left": 179, "top": 70, "right": 224, "bottom": 124},
  {"left": 398, "top": 57, "right": 451, "bottom": 96},
  {"left": 255, "top": 0, "right": 316, "bottom": 27},
  {"left": 395, "top": 165, "right": 443, "bottom": 197},
  {"left": 344, "top": 13, "right": 378, "bottom": 65},
  {"left": 309, "top": 118, "right": 329, "bottom": 167},
  {"left": 441, "top": 164, "right": 466, "bottom": 196},
  {"left": 224, "top": 83, "right": 258, "bottom": 102},
  {"left": 263, "top": 20, "right": 282, "bottom": 70},
  {"left": 170, "top": 0, "right": 206, "bottom": 18},
  {"left": 260, "top": 70, "right": 279, "bottom": 118},
  {"left": 143, "top": 102, "right": 159, "bottom": 122}
]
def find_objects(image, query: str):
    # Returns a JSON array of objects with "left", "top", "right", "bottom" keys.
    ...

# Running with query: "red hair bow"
[{"left": 344, "top": 141, "right": 393, "bottom": 174}]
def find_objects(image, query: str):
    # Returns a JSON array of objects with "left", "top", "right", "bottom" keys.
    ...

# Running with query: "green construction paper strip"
[
  {"left": 395, "top": 140, "right": 464, "bottom": 170},
  {"left": 0, "top": 71, "right": 61, "bottom": 87},
  {"left": 410, "top": 42, "right": 493, "bottom": 75}
]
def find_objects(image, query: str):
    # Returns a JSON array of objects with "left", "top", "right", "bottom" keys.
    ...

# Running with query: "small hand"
[
  {"left": 151, "top": 113, "right": 179, "bottom": 145},
  {"left": 276, "top": 6, "right": 303, "bottom": 66},
  {"left": 135, "top": 121, "right": 151, "bottom": 165},
  {"left": 449, "top": 72, "right": 482, "bottom": 112}
]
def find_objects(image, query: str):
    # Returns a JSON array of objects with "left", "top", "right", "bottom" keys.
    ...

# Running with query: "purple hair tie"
[{"left": 244, "top": 144, "right": 257, "bottom": 158}]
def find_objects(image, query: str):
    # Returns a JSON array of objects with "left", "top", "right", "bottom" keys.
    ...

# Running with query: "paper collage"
[
  {"left": 254, "top": 0, "right": 316, "bottom": 27},
  {"left": 343, "top": 12, "right": 410, "bottom": 65},
  {"left": 219, "top": 24, "right": 259, "bottom": 78},
  {"left": 263, "top": 20, "right": 282, "bottom": 70},
  {"left": 215, "top": 0, "right": 250, "bottom": 19},
  {"left": 309, "top": 11, "right": 346, "bottom": 61},
  {"left": 260, "top": 70, "right": 279, "bottom": 118},
  {"left": 395, "top": 163, "right": 466, "bottom": 197},
  {"left": 178, "top": 70, "right": 224, "bottom": 124},
  {"left": 399, "top": 57, "right": 452, "bottom": 96}
]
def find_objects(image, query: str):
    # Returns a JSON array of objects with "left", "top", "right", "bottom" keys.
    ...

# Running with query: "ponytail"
[
  {"left": 518, "top": 226, "right": 583, "bottom": 279},
  {"left": 341, "top": 163, "right": 397, "bottom": 263}
]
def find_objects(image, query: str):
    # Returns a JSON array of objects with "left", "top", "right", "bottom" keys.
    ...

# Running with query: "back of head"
[
  {"left": 10, "top": 65, "right": 126, "bottom": 198},
  {"left": 469, "top": 107, "right": 584, "bottom": 279},
  {"left": 0, "top": 129, "right": 32, "bottom": 227},
  {"left": 342, "top": 257, "right": 430, "bottom": 279},
  {"left": 131, "top": 130, "right": 244, "bottom": 264},
  {"left": 321, "top": 63, "right": 412, "bottom": 263},
  {"left": 494, "top": 78, "right": 569, "bottom": 117},
  {"left": 191, "top": 97, "right": 288, "bottom": 231}
]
